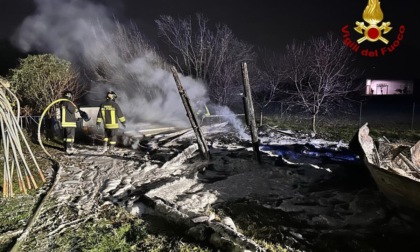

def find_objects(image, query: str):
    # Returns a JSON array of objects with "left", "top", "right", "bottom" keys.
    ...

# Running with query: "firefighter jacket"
[
  {"left": 60, "top": 101, "right": 77, "bottom": 128},
  {"left": 96, "top": 100, "right": 126, "bottom": 129}
]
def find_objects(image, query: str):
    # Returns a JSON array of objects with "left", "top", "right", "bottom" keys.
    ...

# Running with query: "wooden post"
[
  {"left": 170, "top": 66, "right": 209, "bottom": 160},
  {"left": 241, "top": 62, "right": 261, "bottom": 163},
  {"left": 242, "top": 96, "right": 249, "bottom": 126}
]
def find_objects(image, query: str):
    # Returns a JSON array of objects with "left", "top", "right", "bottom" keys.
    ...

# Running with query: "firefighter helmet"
[
  {"left": 63, "top": 91, "right": 73, "bottom": 99},
  {"left": 106, "top": 91, "right": 117, "bottom": 101}
]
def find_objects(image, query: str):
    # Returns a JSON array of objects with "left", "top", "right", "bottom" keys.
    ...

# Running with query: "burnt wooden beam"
[
  {"left": 241, "top": 62, "right": 261, "bottom": 164},
  {"left": 170, "top": 66, "right": 209, "bottom": 161}
]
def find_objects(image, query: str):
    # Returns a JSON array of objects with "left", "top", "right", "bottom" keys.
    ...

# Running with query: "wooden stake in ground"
[
  {"left": 241, "top": 62, "right": 261, "bottom": 163},
  {"left": 170, "top": 66, "right": 210, "bottom": 161}
]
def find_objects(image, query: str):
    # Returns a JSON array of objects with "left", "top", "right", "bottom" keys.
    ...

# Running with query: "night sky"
[{"left": 0, "top": 0, "right": 419, "bottom": 79}]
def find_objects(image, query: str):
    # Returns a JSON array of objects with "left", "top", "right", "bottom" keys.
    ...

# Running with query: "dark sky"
[{"left": 0, "top": 0, "right": 419, "bottom": 79}]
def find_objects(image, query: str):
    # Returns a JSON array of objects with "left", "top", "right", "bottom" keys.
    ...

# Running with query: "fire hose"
[
  {"left": 7, "top": 98, "right": 89, "bottom": 251},
  {"left": 37, "top": 98, "right": 90, "bottom": 158},
  {"left": 1, "top": 84, "right": 92, "bottom": 250}
]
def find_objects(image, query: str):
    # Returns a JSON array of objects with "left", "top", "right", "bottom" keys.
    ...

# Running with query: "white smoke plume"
[
  {"left": 13, "top": 0, "right": 115, "bottom": 61},
  {"left": 12, "top": 0, "right": 247, "bottom": 135},
  {"left": 12, "top": 0, "right": 208, "bottom": 128},
  {"left": 210, "top": 104, "right": 250, "bottom": 140}
]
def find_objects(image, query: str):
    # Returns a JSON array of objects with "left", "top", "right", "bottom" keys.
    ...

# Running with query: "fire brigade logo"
[
  {"left": 354, "top": 0, "right": 391, "bottom": 44},
  {"left": 341, "top": 0, "right": 405, "bottom": 57}
]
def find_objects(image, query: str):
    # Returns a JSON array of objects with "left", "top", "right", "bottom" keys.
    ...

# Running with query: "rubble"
[{"left": 10, "top": 123, "right": 420, "bottom": 251}]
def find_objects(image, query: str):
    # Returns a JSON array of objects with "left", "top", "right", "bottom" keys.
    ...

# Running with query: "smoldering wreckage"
[{"left": 2, "top": 77, "right": 420, "bottom": 252}]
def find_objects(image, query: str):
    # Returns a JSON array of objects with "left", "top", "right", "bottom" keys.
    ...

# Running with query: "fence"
[
  {"left": 256, "top": 95, "right": 420, "bottom": 131},
  {"left": 358, "top": 95, "right": 420, "bottom": 130}
]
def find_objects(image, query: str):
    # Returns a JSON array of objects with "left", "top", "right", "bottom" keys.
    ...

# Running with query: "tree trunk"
[{"left": 312, "top": 113, "right": 317, "bottom": 135}]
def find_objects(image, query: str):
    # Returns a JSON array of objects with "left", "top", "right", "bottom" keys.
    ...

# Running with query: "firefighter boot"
[
  {"left": 100, "top": 142, "right": 108, "bottom": 153},
  {"left": 108, "top": 145, "right": 115, "bottom": 154},
  {"left": 69, "top": 143, "right": 76, "bottom": 154},
  {"left": 66, "top": 143, "right": 75, "bottom": 154}
]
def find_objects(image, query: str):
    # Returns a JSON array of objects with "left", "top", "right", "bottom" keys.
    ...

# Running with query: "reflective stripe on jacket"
[
  {"left": 61, "top": 101, "right": 77, "bottom": 128},
  {"left": 96, "top": 100, "right": 126, "bottom": 129}
]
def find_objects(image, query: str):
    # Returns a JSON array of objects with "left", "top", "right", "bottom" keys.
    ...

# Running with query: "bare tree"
[
  {"left": 252, "top": 49, "right": 292, "bottom": 121},
  {"left": 156, "top": 13, "right": 256, "bottom": 106},
  {"left": 156, "top": 14, "right": 213, "bottom": 79},
  {"left": 283, "top": 33, "right": 363, "bottom": 134}
]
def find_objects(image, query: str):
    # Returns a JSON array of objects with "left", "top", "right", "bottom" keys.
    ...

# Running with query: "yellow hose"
[{"left": 37, "top": 98, "right": 78, "bottom": 158}]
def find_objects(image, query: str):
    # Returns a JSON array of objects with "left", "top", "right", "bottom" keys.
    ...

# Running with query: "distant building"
[{"left": 365, "top": 79, "right": 414, "bottom": 96}]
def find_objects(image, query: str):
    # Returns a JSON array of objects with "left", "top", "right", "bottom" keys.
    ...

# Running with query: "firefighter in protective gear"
[
  {"left": 96, "top": 91, "right": 126, "bottom": 152},
  {"left": 60, "top": 91, "right": 77, "bottom": 154}
]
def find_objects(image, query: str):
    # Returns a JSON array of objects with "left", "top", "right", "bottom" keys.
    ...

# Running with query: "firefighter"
[
  {"left": 96, "top": 91, "right": 126, "bottom": 153},
  {"left": 60, "top": 91, "right": 78, "bottom": 154}
]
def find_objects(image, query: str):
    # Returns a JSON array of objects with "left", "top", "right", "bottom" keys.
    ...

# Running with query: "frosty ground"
[{"left": 6, "top": 122, "right": 420, "bottom": 251}]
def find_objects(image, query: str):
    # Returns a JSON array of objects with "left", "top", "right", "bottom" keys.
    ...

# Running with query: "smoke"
[
  {"left": 131, "top": 138, "right": 140, "bottom": 150},
  {"left": 13, "top": 0, "right": 115, "bottom": 61},
  {"left": 210, "top": 104, "right": 250, "bottom": 140},
  {"left": 12, "top": 0, "right": 207, "bottom": 128},
  {"left": 12, "top": 0, "right": 247, "bottom": 135}
]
